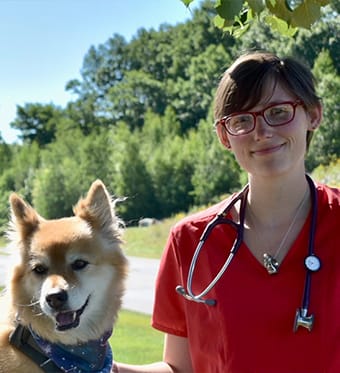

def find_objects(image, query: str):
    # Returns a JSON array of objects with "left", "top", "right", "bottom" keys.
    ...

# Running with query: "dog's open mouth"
[{"left": 55, "top": 297, "right": 90, "bottom": 331}]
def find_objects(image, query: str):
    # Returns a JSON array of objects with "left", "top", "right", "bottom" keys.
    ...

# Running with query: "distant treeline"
[{"left": 0, "top": 0, "right": 339, "bottom": 229}]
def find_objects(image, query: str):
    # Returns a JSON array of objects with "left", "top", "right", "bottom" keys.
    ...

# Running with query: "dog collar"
[
  {"left": 9, "top": 324, "right": 61, "bottom": 372},
  {"left": 10, "top": 324, "right": 113, "bottom": 373}
]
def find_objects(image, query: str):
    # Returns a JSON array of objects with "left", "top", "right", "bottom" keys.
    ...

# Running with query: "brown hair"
[{"left": 214, "top": 51, "right": 320, "bottom": 147}]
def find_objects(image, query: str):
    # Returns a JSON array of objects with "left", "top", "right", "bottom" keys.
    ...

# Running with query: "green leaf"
[
  {"left": 213, "top": 14, "right": 235, "bottom": 28},
  {"left": 266, "top": 0, "right": 323, "bottom": 29},
  {"left": 247, "top": 0, "right": 266, "bottom": 14},
  {"left": 180, "top": 0, "right": 194, "bottom": 6},
  {"left": 290, "top": 2, "right": 321, "bottom": 28},
  {"left": 217, "top": 7, "right": 254, "bottom": 37},
  {"left": 213, "top": 14, "right": 226, "bottom": 28},
  {"left": 264, "top": 14, "right": 297, "bottom": 36},
  {"left": 232, "top": 22, "right": 251, "bottom": 37},
  {"left": 266, "top": 0, "right": 293, "bottom": 21},
  {"left": 215, "top": 0, "right": 244, "bottom": 21}
]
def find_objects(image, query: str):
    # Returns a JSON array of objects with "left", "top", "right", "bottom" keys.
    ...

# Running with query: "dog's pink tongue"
[{"left": 56, "top": 311, "right": 75, "bottom": 327}]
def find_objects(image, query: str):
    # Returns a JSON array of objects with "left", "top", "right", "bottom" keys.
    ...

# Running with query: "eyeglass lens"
[{"left": 226, "top": 102, "right": 296, "bottom": 135}]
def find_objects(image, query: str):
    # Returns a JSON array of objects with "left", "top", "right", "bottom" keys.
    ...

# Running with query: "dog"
[{"left": 0, "top": 180, "right": 128, "bottom": 372}]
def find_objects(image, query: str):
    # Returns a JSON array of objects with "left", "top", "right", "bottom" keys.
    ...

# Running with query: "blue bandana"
[{"left": 31, "top": 329, "right": 113, "bottom": 373}]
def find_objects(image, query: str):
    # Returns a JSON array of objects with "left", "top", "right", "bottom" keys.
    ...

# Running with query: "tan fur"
[{"left": 0, "top": 180, "right": 128, "bottom": 372}]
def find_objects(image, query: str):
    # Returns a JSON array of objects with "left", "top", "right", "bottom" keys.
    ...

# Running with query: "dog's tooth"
[{"left": 72, "top": 312, "right": 77, "bottom": 322}]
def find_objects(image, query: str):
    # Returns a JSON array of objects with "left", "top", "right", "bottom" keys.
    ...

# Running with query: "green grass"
[
  {"left": 110, "top": 310, "right": 164, "bottom": 364},
  {"left": 122, "top": 213, "right": 186, "bottom": 258}
]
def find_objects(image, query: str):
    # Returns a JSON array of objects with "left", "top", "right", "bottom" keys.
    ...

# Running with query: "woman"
[{"left": 114, "top": 52, "right": 340, "bottom": 372}]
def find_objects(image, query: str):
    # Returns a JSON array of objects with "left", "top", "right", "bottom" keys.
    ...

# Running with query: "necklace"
[{"left": 247, "top": 188, "right": 309, "bottom": 275}]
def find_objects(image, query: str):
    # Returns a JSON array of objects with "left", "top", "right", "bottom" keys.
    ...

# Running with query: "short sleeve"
[{"left": 151, "top": 228, "right": 188, "bottom": 337}]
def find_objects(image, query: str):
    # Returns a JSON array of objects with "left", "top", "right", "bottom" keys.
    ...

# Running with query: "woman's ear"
[
  {"left": 307, "top": 102, "right": 323, "bottom": 131},
  {"left": 216, "top": 124, "right": 232, "bottom": 150}
]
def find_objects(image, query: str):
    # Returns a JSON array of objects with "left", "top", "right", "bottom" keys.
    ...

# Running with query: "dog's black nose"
[{"left": 46, "top": 289, "right": 68, "bottom": 310}]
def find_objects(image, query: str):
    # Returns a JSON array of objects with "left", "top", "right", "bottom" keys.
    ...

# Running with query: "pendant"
[{"left": 263, "top": 253, "right": 279, "bottom": 275}]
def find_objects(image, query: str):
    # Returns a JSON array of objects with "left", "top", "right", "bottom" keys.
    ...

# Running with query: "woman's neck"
[{"left": 246, "top": 172, "right": 310, "bottom": 227}]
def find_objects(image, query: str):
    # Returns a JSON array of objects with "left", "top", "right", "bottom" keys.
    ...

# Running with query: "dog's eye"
[
  {"left": 32, "top": 264, "right": 48, "bottom": 275},
  {"left": 71, "top": 259, "right": 89, "bottom": 271}
]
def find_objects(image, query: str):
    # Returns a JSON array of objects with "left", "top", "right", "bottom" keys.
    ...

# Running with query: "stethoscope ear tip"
[
  {"left": 176, "top": 285, "right": 217, "bottom": 306},
  {"left": 205, "top": 299, "right": 217, "bottom": 306},
  {"left": 176, "top": 285, "right": 186, "bottom": 296}
]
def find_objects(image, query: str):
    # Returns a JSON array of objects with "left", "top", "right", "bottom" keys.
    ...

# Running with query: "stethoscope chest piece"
[
  {"left": 294, "top": 254, "right": 321, "bottom": 332},
  {"left": 294, "top": 308, "right": 314, "bottom": 332}
]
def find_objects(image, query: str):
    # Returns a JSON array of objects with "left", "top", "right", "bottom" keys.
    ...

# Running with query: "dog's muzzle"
[{"left": 45, "top": 291, "right": 90, "bottom": 331}]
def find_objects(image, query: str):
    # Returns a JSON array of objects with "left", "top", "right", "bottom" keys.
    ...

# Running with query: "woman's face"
[{"left": 216, "top": 82, "right": 321, "bottom": 179}]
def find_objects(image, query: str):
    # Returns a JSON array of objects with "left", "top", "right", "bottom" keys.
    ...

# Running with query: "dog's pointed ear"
[
  {"left": 9, "top": 193, "right": 41, "bottom": 240},
  {"left": 73, "top": 180, "right": 118, "bottom": 230}
]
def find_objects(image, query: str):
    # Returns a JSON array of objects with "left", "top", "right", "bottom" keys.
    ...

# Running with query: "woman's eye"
[
  {"left": 269, "top": 106, "right": 289, "bottom": 117},
  {"left": 272, "top": 108, "right": 285, "bottom": 115},
  {"left": 230, "top": 115, "right": 252, "bottom": 127},
  {"left": 236, "top": 115, "right": 251, "bottom": 124},
  {"left": 71, "top": 259, "right": 89, "bottom": 271},
  {"left": 32, "top": 264, "right": 48, "bottom": 275}
]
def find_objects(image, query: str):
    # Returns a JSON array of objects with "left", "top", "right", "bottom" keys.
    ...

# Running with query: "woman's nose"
[{"left": 253, "top": 115, "right": 273, "bottom": 140}]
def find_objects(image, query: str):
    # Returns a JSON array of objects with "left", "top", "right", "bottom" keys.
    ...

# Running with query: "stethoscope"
[{"left": 176, "top": 174, "right": 320, "bottom": 332}]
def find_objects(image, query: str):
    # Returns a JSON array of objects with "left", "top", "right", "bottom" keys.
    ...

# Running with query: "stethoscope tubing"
[
  {"left": 177, "top": 175, "right": 319, "bottom": 332},
  {"left": 179, "top": 184, "right": 249, "bottom": 303},
  {"left": 301, "top": 175, "right": 318, "bottom": 310}
]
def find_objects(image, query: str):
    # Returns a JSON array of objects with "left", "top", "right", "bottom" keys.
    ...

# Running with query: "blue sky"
[{"left": 0, "top": 0, "right": 199, "bottom": 143}]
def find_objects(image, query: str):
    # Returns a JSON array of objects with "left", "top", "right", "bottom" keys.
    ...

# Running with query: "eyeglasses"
[{"left": 215, "top": 100, "right": 303, "bottom": 136}]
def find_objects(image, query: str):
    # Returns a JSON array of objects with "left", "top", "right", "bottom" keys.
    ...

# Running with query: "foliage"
[
  {"left": 108, "top": 122, "right": 158, "bottom": 224},
  {"left": 306, "top": 50, "right": 340, "bottom": 169},
  {"left": 0, "top": 142, "right": 40, "bottom": 233},
  {"left": 32, "top": 127, "right": 113, "bottom": 218},
  {"left": 189, "top": 116, "right": 241, "bottom": 205},
  {"left": 10, "top": 103, "right": 64, "bottom": 146},
  {"left": 1, "top": 1, "right": 339, "bottom": 230},
  {"left": 291, "top": 14, "right": 340, "bottom": 75},
  {"left": 311, "top": 159, "right": 340, "bottom": 187},
  {"left": 106, "top": 70, "right": 165, "bottom": 129},
  {"left": 183, "top": 0, "right": 332, "bottom": 36}
]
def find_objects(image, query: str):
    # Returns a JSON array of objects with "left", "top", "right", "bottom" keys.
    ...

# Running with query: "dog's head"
[{"left": 7, "top": 180, "right": 128, "bottom": 345}]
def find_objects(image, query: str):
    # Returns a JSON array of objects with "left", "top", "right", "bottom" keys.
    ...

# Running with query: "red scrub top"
[{"left": 152, "top": 183, "right": 340, "bottom": 373}]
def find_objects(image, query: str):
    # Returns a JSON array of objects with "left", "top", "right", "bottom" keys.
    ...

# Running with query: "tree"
[
  {"left": 31, "top": 124, "right": 113, "bottom": 218},
  {"left": 291, "top": 14, "right": 340, "bottom": 74},
  {"left": 306, "top": 50, "right": 340, "bottom": 168},
  {"left": 0, "top": 136, "right": 11, "bottom": 174},
  {"left": 169, "top": 44, "right": 232, "bottom": 131},
  {"left": 105, "top": 70, "right": 166, "bottom": 129},
  {"left": 0, "top": 142, "right": 41, "bottom": 232},
  {"left": 10, "top": 103, "right": 64, "bottom": 146},
  {"left": 66, "top": 34, "right": 129, "bottom": 99},
  {"left": 2, "top": 0, "right": 339, "bottom": 227},
  {"left": 188, "top": 114, "right": 242, "bottom": 205},
  {"left": 107, "top": 122, "right": 158, "bottom": 223}
]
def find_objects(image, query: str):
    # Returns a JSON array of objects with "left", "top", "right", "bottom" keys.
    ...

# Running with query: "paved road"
[
  {"left": 123, "top": 256, "right": 160, "bottom": 315},
  {"left": 0, "top": 249, "right": 160, "bottom": 316}
]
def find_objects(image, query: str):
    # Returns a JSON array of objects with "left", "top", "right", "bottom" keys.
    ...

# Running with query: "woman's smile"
[{"left": 251, "top": 142, "right": 286, "bottom": 156}]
